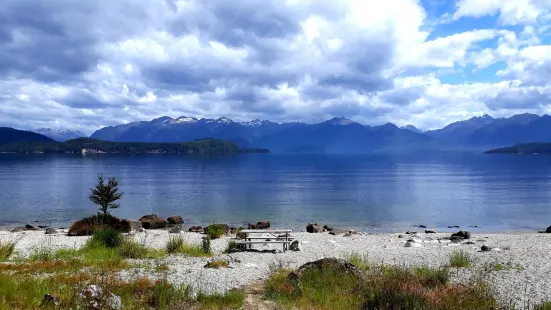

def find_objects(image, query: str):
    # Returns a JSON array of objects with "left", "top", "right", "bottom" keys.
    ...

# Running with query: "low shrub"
[
  {"left": 166, "top": 236, "right": 185, "bottom": 254},
  {"left": 0, "top": 240, "right": 16, "bottom": 261},
  {"left": 224, "top": 240, "right": 238, "bottom": 253},
  {"left": 201, "top": 236, "right": 211, "bottom": 254},
  {"left": 204, "top": 224, "right": 227, "bottom": 239},
  {"left": 118, "top": 239, "right": 164, "bottom": 259},
  {"left": 68, "top": 213, "right": 130, "bottom": 236}
]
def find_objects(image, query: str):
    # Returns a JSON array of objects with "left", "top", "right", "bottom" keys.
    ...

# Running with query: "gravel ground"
[{"left": 2, "top": 229, "right": 551, "bottom": 307}]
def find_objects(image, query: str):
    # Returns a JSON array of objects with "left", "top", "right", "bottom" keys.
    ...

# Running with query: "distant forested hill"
[
  {"left": 485, "top": 143, "right": 551, "bottom": 154},
  {"left": 0, "top": 127, "right": 55, "bottom": 146},
  {"left": 0, "top": 137, "right": 269, "bottom": 155}
]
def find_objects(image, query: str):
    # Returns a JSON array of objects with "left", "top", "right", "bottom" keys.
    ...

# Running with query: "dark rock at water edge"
[
  {"left": 38, "top": 225, "right": 48, "bottom": 229},
  {"left": 188, "top": 226, "right": 203, "bottom": 233},
  {"left": 139, "top": 214, "right": 167, "bottom": 229},
  {"left": 248, "top": 220, "right": 270, "bottom": 229},
  {"left": 306, "top": 223, "right": 323, "bottom": 233},
  {"left": 425, "top": 229, "right": 436, "bottom": 234},
  {"left": 546, "top": 226, "right": 551, "bottom": 233},
  {"left": 451, "top": 230, "right": 471, "bottom": 239},
  {"left": 167, "top": 215, "right": 184, "bottom": 225},
  {"left": 25, "top": 224, "right": 37, "bottom": 230},
  {"left": 323, "top": 225, "right": 334, "bottom": 231},
  {"left": 448, "top": 225, "right": 460, "bottom": 229}
]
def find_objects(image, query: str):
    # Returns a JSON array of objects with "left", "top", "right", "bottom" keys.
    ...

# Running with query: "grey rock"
[
  {"left": 45, "top": 228, "right": 57, "bottom": 234},
  {"left": 481, "top": 244, "right": 492, "bottom": 252},
  {"left": 25, "top": 224, "right": 38, "bottom": 230},
  {"left": 289, "top": 240, "right": 301, "bottom": 251},
  {"left": 289, "top": 258, "right": 360, "bottom": 282},
  {"left": 80, "top": 285, "right": 121, "bottom": 310},
  {"left": 128, "top": 220, "right": 142, "bottom": 231},
  {"left": 398, "top": 234, "right": 404, "bottom": 238},
  {"left": 425, "top": 229, "right": 437, "bottom": 234},
  {"left": 323, "top": 225, "right": 334, "bottom": 231},
  {"left": 169, "top": 226, "right": 182, "bottom": 234}
]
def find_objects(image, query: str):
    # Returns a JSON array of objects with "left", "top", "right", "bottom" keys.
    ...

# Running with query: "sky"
[{"left": 1, "top": 0, "right": 551, "bottom": 134}]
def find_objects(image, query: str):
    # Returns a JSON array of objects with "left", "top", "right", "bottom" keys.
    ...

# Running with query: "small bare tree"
[{"left": 89, "top": 174, "right": 123, "bottom": 217}]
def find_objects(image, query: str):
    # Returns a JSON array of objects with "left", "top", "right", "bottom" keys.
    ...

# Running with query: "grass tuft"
[
  {"left": 0, "top": 240, "right": 16, "bottom": 261},
  {"left": 166, "top": 236, "right": 211, "bottom": 257},
  {"left": 205, "top": 260, "right": 229, "bottom": 269},
  {"left": 347, "top": 252, "right": 371, "bottom": 271},
  {"left": 449, "top": 250, "right": 472, "bottom": 268},
  {"left": 89, "top": 228, "right": 123, "bottom": 248},
  {"left": 196, "top": 289, "right": 245, "bottom": 309}
]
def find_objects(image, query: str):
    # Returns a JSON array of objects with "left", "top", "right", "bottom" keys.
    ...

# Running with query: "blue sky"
[{"left": 1, "top": 0, "right": 550, "bottom": 133}]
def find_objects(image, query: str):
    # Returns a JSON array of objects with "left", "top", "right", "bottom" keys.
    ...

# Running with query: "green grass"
[
  {"left": 89, "top": 227, "right": 124, "bottom": 248},
  {"left": 535, "top": 302, "right": 551, "bottom": 310},
  {"left": 119, "top": 239, "right": 165, "bottom": 259},
  {"left": 196, "top": 290, "right": 245, "bottom": 309},
  {"left": 166, "top": 236, "right": 211, "bottom": 257},
  {"left": 486, "top": 261, "right": 524, "bottom": 272},
  {"left": 224, "top": 240, "right": 238, "bottom": 253},
  {"left": 449, "top": 250, "right": 472, "bottom": 268},
  {"left": 0, "top": 240, "right": 16, "bottom": 261},
  {"left": 265, "top": 260, "right": 497, "bottom": 310},
  {"left": 28, "top": 246, "right": 55, "bottom": 262},
  {"left": 347, "top": 253, "right": 371, "bottom": 271}
]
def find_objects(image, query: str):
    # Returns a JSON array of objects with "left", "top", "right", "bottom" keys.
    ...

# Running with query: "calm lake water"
[{"left": 0, "top": 153, "right": 550, "bottom": 232}]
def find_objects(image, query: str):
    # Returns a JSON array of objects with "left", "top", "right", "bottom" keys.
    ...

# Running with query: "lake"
[{"left": 0, "top": 153, "right": 550, "bottom": 232}]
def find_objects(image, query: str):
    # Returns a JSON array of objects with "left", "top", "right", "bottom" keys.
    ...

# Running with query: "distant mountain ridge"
[
  {"left": 0, "top": 127, "right": 55, "bottom": 146},
  {"left": 425, "top": 113, "right": 551, "bottom": 150},
  {"left": 33, "top": 128, "right": 87, "bottom": 142},
  {"left": 91, "top": 116, "right": 450, "bottom": 154}
]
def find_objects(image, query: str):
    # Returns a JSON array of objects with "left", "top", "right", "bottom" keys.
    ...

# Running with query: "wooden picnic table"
[{"left": 235, "top": 229, "right": 293, "bottom": 252}]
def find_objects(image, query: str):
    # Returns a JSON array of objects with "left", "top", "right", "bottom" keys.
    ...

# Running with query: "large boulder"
[
  {"left": 306, "top": 223, "right": 323, "bottom": 233},
  {"left": 167, "top": 215, "right": 184, "bottom": 225},
  {"left": 248, "top": 220, "right": 270, "bottom": 229},
  {"left": 451, "top": 230, "right": 471, "bottom": 240},
  {"left": 546, "top": 226, "right": 551, "bottom": 233},
  {"left": 139, "top": 214, "right": 167, "bottom": 229}
]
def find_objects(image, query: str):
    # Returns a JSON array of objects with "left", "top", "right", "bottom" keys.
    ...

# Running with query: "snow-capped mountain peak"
[{"left": 173, "top": 116, "right": 198, "bottom": 124}]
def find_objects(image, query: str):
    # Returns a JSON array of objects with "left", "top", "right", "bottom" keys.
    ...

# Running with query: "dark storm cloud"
[
  {"left": 170, "top": 0, "right": 301, "bottom": 47},
  {"left": 379, "top": 87, "right": 425, "bottom": 106},
  {"left": 0, "top": 0, "right": 154, "bottom": 83}
]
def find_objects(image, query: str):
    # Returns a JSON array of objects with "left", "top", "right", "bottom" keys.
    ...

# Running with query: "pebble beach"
[{"left": 2, "top": 228, "right": 551, "bottom": 307}]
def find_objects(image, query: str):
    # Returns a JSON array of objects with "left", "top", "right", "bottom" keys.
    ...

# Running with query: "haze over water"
[{"left": 1, "top": 153, "right": 550, "bottom": 232}]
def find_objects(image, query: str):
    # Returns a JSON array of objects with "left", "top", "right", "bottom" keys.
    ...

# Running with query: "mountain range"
[
  {"left": 33, "top": 128, "right": 87, "bottom": 142},
  {"left": 4, "top": 113, "right": 551, "bottom": 154}
]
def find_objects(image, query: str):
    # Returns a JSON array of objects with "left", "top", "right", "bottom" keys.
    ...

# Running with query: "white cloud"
[
  {"left": 453, "top": 0, "right": 551, "bottom": 25},
  {"left": 0, "top": 0, "right": 550, "bottom": 133}
]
